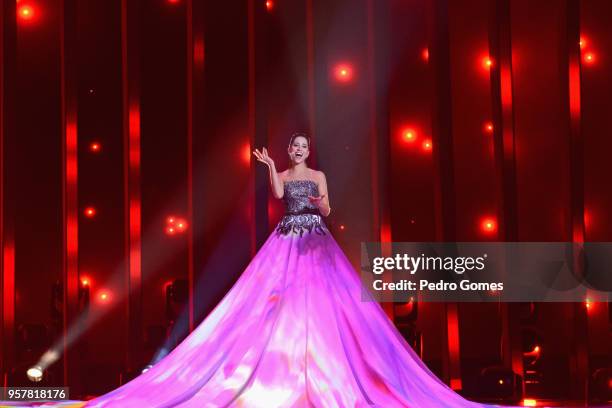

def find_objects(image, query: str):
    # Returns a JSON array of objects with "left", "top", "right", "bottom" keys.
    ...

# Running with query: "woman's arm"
[
  {"left": 268, "top": 162, "right": 284, "bottom": 199},
  {"left": 253, "top": 147, "right": 284, "bottom": 199},
  {"left": 315, "top": 171, "right": 331, "bottom": 217}
]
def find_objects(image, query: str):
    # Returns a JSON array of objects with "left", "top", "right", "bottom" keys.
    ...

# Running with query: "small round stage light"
[
  {"left": 27, "top": 366, "right": 43, "bottom": 382},
  {"left": 579, "top": 36, "right": 587, "bottom": 50},
  {"left": 339, "top": 225, "right": 345, "bottom": 231},
  {"left": 165, "top": 215, "right": 188, "bottom": 235},
  {"left": 521, "top": 399, "right": 537, "bottom": 407},
  {"left": 98, "top": 291, "right": 110, "bottom": 302},
  {"left": 265, "top": 0, "right": 273, "bottom": 11},
  {"left": 175, "top": 220, "right": 188, "bottom": 233},
  {"left": 421, "top": 139, "right": 432, "bottom": 152},
  {"left": 482, "top": 56, "right": 494, "bottom": 70},
  {"left": 402, "top": 129, "right": 417, "bottom": 143},
  {"left": 81, "top": 277, "right": 90, "bottom": 287},
  {"left": 583, "top": 52, "right": 595, "bottom": 65},
  {"left": 18, "top": 5, "right": 34, "bottom": 21},
  {"left": 167, "top": 0, "right": 180, "bottom": 4},
  {"left": 84, "top": 207, "right": 96, "bottom": 218},
  {"left": 89, "top": 141, "right": 101, "bottom": 153},
  {"left": 480, "top": 217, "right": 497, "bottom": 234},
  {"left": 333, "top": 63, "right": 354, "bottom": 83},
  {"left": 484, "top": 121, "right": 494, "bottom": 134}
]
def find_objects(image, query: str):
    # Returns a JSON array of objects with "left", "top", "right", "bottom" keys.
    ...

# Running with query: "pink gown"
[{"left": 14, "top": 180, "right": 495, "bottom": 407}]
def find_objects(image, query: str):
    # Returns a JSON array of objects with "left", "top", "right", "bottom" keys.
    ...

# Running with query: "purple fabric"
[
  {"left": 83, "top": 228, "right": 491, "bottom": 407},
  {"left": 3, "top": 182, "right": 498, "bottom": 407}
]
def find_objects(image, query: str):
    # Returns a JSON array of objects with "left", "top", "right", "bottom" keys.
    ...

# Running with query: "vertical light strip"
[
  {"left": 128, "top": 104, "right": 141, "bottom": 284},
  {"left": 247, "top": 0, "right": 256, "bottom": 256},
  {"left": 568, "top": 59, "right": 581, "bottom": 121},
  {"left": 60, "top": 0, "right": 79, "bottom": 385},
  {"left": 1, "top": 0, "right": 17, "bottom": 379},
  {"left": 568, "top": 57, "right": 583, "bottom": 244},
  {"left": 186, "top": 0, "right": 195, "bottom": 331},
  {"left": 366, "top": 0, "right": 393, "bottom": 319},
  {"left": 306, "top": 0, "right": 315, "bottom": 141},
  {"left": 566, "top": 1, "right": 588, "bottom": 398},
  {"left": 0, "top": 2, "right": 6, "bottom": 370},
  {"left": 366, "top": 0, "right": 380, "bottom": 241},
  {"left": 446, "top": 304, "right": 461, "bottom": 390},
  {"left": 122, "top": 0, "right": 142, "bottom": 371}
]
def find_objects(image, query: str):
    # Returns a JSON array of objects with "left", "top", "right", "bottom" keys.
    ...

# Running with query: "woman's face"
[{"left": 288, "top": 136, "right": 310, "bottom": 164}]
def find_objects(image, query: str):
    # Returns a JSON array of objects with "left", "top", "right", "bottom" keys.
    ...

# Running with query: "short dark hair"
[{"left": 289, "top": 131, "right": 311, "bottom": 147}]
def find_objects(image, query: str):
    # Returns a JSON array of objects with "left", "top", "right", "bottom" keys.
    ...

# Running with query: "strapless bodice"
[
  {"left": 276, "top": 180, "right": 327, "bottom": 236},
  {"left": 282, "top": 179, "right": 320, "bottom": 214}
]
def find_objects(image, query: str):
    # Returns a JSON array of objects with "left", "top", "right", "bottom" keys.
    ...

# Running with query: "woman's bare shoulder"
[
  {"left": 278, "top": 169, "right": 289, "bottom": 181},
  {"left": 310, "top": 169, "right": 326, "bottom": 181}
]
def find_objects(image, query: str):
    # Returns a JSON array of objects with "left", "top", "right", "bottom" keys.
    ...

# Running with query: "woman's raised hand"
[{"left": 253, "top": 147, "right": 275, "bottom": 168}]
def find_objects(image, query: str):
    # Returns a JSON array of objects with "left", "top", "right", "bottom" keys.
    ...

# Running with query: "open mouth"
[{"left": 295, "top": 152, "right": 303, "bottom": 158}]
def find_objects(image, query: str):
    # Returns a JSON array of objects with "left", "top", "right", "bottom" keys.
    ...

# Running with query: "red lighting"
[
  {"left": 401, "top": 128, "right": 417, "bottom": 144},
  {"left": 579, "top": 36, "right": 587, "bottom": 50},
  {"left": 167, "top": 0, "right": 180, "bottom": 4},
  {"left": 339, "top": 225, "right": 345, "bottom": 231},
  {"left": 421, "top": 139, "right": 432, "bottom": 152},
  {"left": 242, "top": 143, "right": 251, "bottom": 164},
  {"left": 17, "top": 4, "right": 34, "bottom": 21},
  {"left": 522, "top": 399, "right": 537, "bottom": 407},
  {"left": 175, "top": 220, "right": 188, "bottom": 233},
  {"left": 584, "top": 209, "right": 592, "bottom": 230},
  {"left": 163, "top": 280, "right": 173, "bottom": 291},
  {"left": 194, "top": 37, "right": 205, "bottom": 66},
  {"left": 585, "top": 298, "right": 592, "bottom": 310},
  {"left": 421, "top": 48, "right": 429, "bottom": 63},
  {"left": 265, "top": 0, "right": 273, "bottom": 11},
  {"left": 583, "top": 52, "right": 596, "bottom": 65},
  {"left": 81, "top": 277, "right": 91, "bottom": 287},
  {"left": 480, "top": 217, "right": 497, "bottom": 234},
  {"left": 84, "top": 207, "right": 96, "bottom": 218},
  {"left": 98, "top": 291, "right": 111, "bottom": 303},
  {"left": 89, "top": 141, "right": 101, "bottom": 153},
  {"left": 165, "top": 215, "right": 188, "bottom": 236},
  {"left": 333, "top": 63, "right": 354, "bottom": 83},
  {"left": 482, "top": 56, "right": 494, "bottom": 70},
  {"left": 484, "top": 121, "right": 494, "bottom": 134}
]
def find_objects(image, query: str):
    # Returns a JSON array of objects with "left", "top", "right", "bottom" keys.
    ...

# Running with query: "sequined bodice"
[
  {"left": 276, "top": 180, "right": 327, "bottom": 236},
  {"left": 282, "top": 180, "right": 320, "bottom": 214}
]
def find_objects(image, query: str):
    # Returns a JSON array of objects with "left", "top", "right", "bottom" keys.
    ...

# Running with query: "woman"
[{"left": 76, "top": 133, "right": 492, "bottom": 407}]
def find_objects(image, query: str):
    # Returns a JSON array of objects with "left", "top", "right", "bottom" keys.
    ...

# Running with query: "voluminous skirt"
[{"left": 84, "top": 228, "right": 488, "bottom": 408}]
